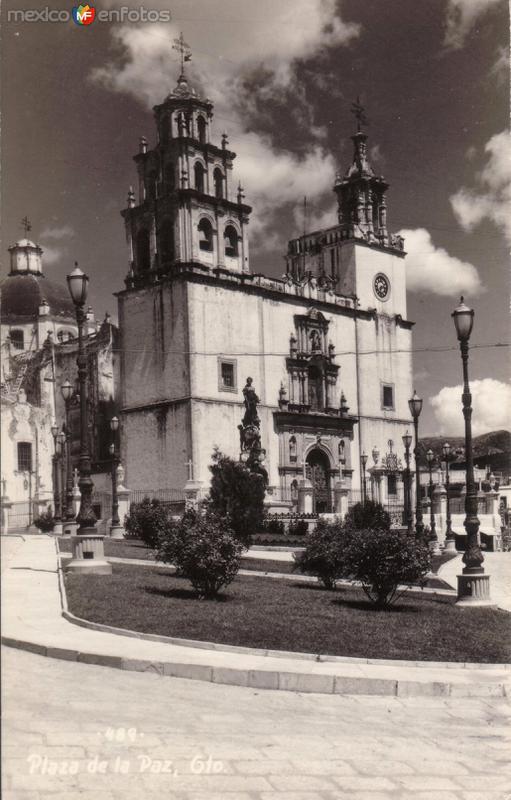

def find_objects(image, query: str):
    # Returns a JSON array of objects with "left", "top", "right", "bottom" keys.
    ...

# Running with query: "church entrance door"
[{"left": 306, "top": 449, "right": 331, "bottom": 513}]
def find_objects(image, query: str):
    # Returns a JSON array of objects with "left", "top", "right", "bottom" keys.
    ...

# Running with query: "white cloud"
[
  {"left": 450, "top": 131, "right": 511, "bottom": 243},
  {"left": 397, "top": 228, "right": 484, "bottom": 296},
  {"left": 40, "top": 225, "right": 74, "bottom": 240},
  {"left": 430, "top": 379, "right": 511, "bottom": 436},
  {"left": 91, "top": 1, "right": 359, "bottom": 246},
  {"left": 444, "top": 0, "right": 503, "bottom": 49},
  {"left": 40, "top": 245, "right": 64, "bottom": 265}
]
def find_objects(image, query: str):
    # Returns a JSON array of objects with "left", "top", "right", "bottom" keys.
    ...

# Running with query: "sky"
[{"left": 2, "top": 0, "right": 510, "bottom": 436}]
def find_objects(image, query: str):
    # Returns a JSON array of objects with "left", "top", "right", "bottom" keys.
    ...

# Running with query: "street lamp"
[
  {"left": 442, "top": 441, "right": 456, "bottom": 552},
  {"left": 361, "top": 452, "right": 368, "bottom": 505},
  {"left": 402, "top": 430, "right": 413, "bottom": 534},
  {"left": 65, "top": 263, "right": 111, "bottom": 574},
  {"left": 61, "top": 380, "right": 76, "bottom": 536},
  {"left": 51, "top": 422, "right": 63, "bottom": 534},
  {"left": 109, "top": 416, "right": 124, "bottom": 538},
  {"left": 426, "top": 449, "right": 440, "bottom": 555},
  {"left": 408, "top": 390, "right": 424, "bottom": 539},
  {"left": 452, "top": 297, "right": 491, "bottom": 605},
  {"left": 58, "top": 430, "right": 66, "bottom": 529}
]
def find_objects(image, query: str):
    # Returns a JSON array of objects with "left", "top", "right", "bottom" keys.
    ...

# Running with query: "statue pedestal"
[
  {"left": 334, "top": 482, "right": 349, "bottom": 518},
  {"left": 298, "top": 480, "right": 313, "bottom": 515}
]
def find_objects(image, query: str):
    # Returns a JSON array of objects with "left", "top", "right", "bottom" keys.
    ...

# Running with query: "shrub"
[
  {"left": 344, "top": 528, "right": 431, "bottom": 609},
  {"left": 207, "top": 448, "right": 265, "bottom": 548},
  {"left": 155, "top": 509, "right": 244, "bottom": 598},
  {"left": 292, "top": 518, "right": 347, "bottom": 589},
  {"left": 287, "top": 518, "right": 309, "bottom": 537},
  {"left": 262, "top": 517, "right": 286, "bottom": 536},
  {"left": 124, "top": 498, "right": 173, "bottom": 548},
  {"left": 33, "top": 509, "right": 55, "bottom": 533},
  {"left": 344, "top": 500, "right": 391, "bottom": 532}
]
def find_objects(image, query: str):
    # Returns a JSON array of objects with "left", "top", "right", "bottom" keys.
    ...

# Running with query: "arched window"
[
  {"left": 164, "top": 163, "right": 174, "bottom": 191},
  {"left": 136, "top": 229, "right": 151, "bottom": 272},
  {"left": 177, "top": 112, "right": 188, "bottom": 137},
  {"left": 160, "top": 219, "right": 174, "bottom": 264},
  {"left": 308, "top": 365, "right": 323, "bottom": 411},
  {"left": 160, "top": 115, "right": 170, "bottom": 144},
  {"left": 194, "top": 162, "right": 205, "bottom": 193},
  {"left": 10, "top": 330, "right": 24, "bottom": 350},
  {"left": 224, "top": 225, "right": 238, "bottom": 257},
  {"left": 289, "top": 435, "right": 297, "bottom": 462},
  {"left": 197, "top": 115, "right": 207, "bottom": 144},
  {"left": 214, "top": 168, "right": 223, "bottom": 199},
  {"left": 198, "top": 218, "right": 213, "bottom": 252}
]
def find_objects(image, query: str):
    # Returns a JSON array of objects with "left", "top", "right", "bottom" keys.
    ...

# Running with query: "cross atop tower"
[
  {"left": 350, "top": 96, "right": 369, "bottom": 133},
  {"left": 20, "top": 216, "right": 32, "bottom": 236},
  {"left": 172, "top": 32, "right": 192, "bottom": 75}
]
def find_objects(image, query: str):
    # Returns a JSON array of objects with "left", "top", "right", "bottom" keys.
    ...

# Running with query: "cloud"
[
  {"left": 450, "top": 131, "right": 511, "bottom": 243},
  {"left": 444, "top": 0, "right": 503, "bottom": 49},
  {"left": 40, "top": 245, "right": 64, "bottom": 265},
  {"left": 397, "top": 228, "right": 484, "bottom": 296},
  {"left": 40, "top": 225, "right": 74, "bottom": 240},
  {"left": 430, "top": 379, "right": 511, "bottom": 436},
  {"left": 91, "top": 1, "right": 359, "bottom": 246},
  {"left": 490, "top": 45, "right": 509, "bottom": 83}
]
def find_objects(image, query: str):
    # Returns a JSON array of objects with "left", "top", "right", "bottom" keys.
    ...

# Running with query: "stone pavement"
[
  {"left": 2, "top": 535, "right": 510, "bottom": 699},
  {"left": 3, "top": 645, "right": 511, "bottom": 800},
  {"left": 438, "top": 552, "right": 511, "bottom": 612}
]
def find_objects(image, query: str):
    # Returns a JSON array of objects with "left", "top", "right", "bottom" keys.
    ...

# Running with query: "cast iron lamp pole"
[
  {"left": 361, "top": 452, "right": 368, "bottom": 506},
  {"left": 402, "top": 430, "right": 413, "bottom": 534},
  {"left": 61, "top": 380, "right": 76, "bottom": 535},
  {"left": 408, "top": 391, "right": 424, "bottom": 539},
  {"left": 452, "top": 297, "right": 492, "bottom": 605},
  {"left": 426, "top": 449, "right": 440, "bottom": 555},
  {"left": 65, "top": 264, "right": 111, "bottom": 574},
  {"left": 109, "top": 416, "right": 121, "bottom": 536},
  {"left": 58, "top": 430, "right": 66, "bottom": 528},
  {"left": 442, "top": 441, "right": 456, "bottom": 552},
  {"left": 51, "top": 423, "right": 62, "bottom": 533}
]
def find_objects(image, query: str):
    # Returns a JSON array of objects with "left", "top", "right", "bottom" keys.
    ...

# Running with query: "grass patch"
[{"left": 64, "top": 563, "right": 511, "bottom": 663}]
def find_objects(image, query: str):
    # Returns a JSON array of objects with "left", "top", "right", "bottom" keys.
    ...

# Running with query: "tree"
[
  {"left": 207, "top": 448, "right": 265, "bottom": 548},
  {"left": 155, "top": 509, "right": 244, "bottom": 599},
  {"left": 292, "top": 518, "right": 348, "bottom": 589},
  {"left": 344, "top": 500, "right": 391, "bottom": 531},
  {"left": 343, "top": 528, "right": 431, "bottom": 609},
  {"left": 124, "top": 498, "right": 174, "bottom": 549}
]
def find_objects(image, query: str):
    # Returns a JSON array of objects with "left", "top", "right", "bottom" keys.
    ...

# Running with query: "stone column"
[
  {"left": 184, "top": 480, "right": 204, "bottom": 511},
  {"left": 334, "top": 482, "right": 349, "bottom": 519},
  {"left": 110, "top": 463, "right": 128, "bottom": 539},
  {"left": 298, "top": 479, "right": 313, "bottom": 514},
  {"left": 1, "top": 481, "right": 12, "bottom": 534}
]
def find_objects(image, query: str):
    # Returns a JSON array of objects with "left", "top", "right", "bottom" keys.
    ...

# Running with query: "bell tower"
[{"left": 121, "top": 37, "right": 252, "bottom": 288}]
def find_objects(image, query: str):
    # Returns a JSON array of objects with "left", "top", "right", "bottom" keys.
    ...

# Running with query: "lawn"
[{"left": 64, "top": 563, "right": 511, "bottom": 663}]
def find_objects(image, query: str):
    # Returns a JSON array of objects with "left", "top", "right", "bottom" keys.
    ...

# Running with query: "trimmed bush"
[
  {"left": 344, "top": 500, "right": 391, "bottom": 531},
  {"left": 292, "top": 518, "right": 347, "bottom": 589},
  {"left": 344, "top": 528, "right": 431, "bottom": 609},
  {"left": 287, "top": 518, "right": 309, "bottom": 537},
  {"left": 33, "top": 509, "right": 55, "bottom": 533},
  {"left": 262, "top": 517, "right": 286, "bottom": 536},
  {"left": 124, "top": 498, "right": 173, "bottom": 548},
  {"left": 155, "top": 509, "right": 244, "bottom": 599},
  {"left": 207, "top": 448, "right": 265, "bottom": 548}
]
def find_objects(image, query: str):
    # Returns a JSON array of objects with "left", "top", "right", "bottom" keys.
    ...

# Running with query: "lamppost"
[
  {"left": 65, "top": 263, "right": 111, "bottom": 574},
  {"left": 426, "top": 449, "right": 440, "bottom": 555},
  {"left": 61, "top": 380, "right": 77, "bottom": 535},
  {"left": 408, "top": 391, "right": 424, "bottom": 539},
  {"left": 442, "top": 441, "right": 456, "bottom": 552},
  {"left": 402, "top": 430, "right": 413, "bottom": 534},
  {"left": 109, "top": 416, "right": 124, "bottom": 538},
  {"left": 58, "top": 430, "right": 66, "bottom": 530},
  {"left": 452, "top": 297, "right": 491, "bottom": 605},
  {"left": 51, "top": 422, "right": 63, "bottom": 534},
  {"left": 361, "top": 452, "right": 368, "bottom": 505}
]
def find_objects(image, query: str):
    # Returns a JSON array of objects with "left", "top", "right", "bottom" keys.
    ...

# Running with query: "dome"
[
  {"left": 0, "top": 272, "right": 76, "bottom": 322},
  {"left": 12, "top": 238, "right": 38, "bottom": 249}
]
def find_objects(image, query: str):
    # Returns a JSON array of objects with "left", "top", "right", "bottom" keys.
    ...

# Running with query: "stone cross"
[
  {"left": 185, "top": 459, "right": 194, "bottom": 482},
  {"left": 20, "top": 216, "right": 32, "bottom": 236}
]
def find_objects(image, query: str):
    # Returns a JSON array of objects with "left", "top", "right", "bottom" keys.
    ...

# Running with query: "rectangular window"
[
  {"left": 17, "top": 442, "right": 32, "bottom": 472},
  {"left": 382, "top": 383, "right": 394, "bottom": 410},
  {"left": 218, "top": 359, "right": 237, "bottom": 393}
]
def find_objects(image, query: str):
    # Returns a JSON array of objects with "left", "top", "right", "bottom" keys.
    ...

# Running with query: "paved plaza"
[{"left": 3, "top": 645, "right": 511, "bottom": 800}]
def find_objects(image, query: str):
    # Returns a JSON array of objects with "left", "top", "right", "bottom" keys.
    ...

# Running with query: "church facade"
[{"left": 117, "top": 70, "right": 414, "bottom": 513}]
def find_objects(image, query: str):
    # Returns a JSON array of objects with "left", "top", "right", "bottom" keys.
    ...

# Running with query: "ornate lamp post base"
[
  {"left": 53, "top": 521, "right": 64, "bottom": 535},
  {"left": 65, "top": 533, "right": 112, "bottom": 574},
  {"left": 62, "top": 520, "right": 77, "bottom": 536},
  {"left": 444, "top": 537, "right": 457, "bottom": 553},
  {"left": 456, "top": 572, "right": 495, "bottom": 607},
  {"left": 109, "top": 524, "right": 125, "bottom": 540}
]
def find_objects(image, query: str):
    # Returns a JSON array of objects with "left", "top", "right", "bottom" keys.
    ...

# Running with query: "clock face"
[{"left": 374, "top": 273, "right": 390, "bottom": 301}]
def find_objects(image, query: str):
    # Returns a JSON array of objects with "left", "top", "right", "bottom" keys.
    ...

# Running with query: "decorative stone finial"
[
  {"left": 139, "top": 136, "right": 148, "bottom": 154},
  {"left": 127, "top": 186, "right": 135, "bottom": 208}
]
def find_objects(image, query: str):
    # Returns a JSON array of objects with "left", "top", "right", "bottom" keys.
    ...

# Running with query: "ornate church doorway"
[{"left": 306, "top": 449, "right": 331, "bottom": 513}]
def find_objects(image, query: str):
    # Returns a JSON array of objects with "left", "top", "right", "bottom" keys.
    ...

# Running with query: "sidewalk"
[{"left": 2, "top": 535, "right": 510, "bottom": 698}]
